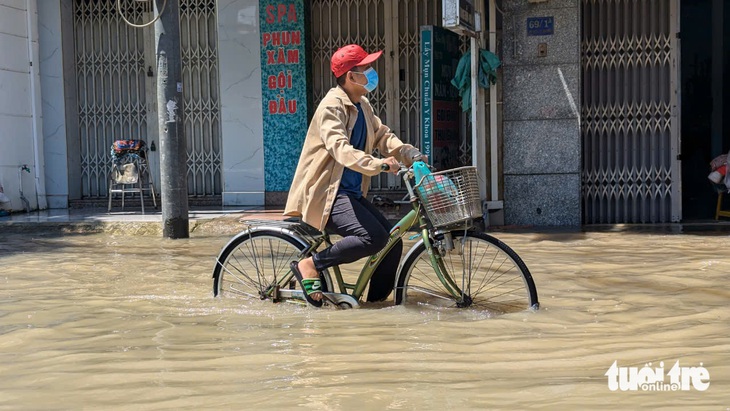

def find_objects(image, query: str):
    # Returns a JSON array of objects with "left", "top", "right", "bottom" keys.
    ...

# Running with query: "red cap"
[{"left": 330, "top": 44, "right": 383, "bottom": 78}]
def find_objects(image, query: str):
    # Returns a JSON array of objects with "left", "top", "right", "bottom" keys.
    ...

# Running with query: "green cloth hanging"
[{"left": 450, "top": 49, "right": 501, "bottom": 114}]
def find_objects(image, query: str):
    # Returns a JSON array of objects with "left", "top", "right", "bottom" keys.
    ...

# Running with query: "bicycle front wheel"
[
  {"left": 213, "top": 230, "right": 332, "bottom": 302},
  {"left": 394, "top": 231, "right": 538, "bottom": 313}
]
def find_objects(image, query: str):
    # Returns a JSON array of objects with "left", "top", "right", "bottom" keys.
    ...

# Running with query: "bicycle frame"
[
  {"left": 328, "top": 207, "right": 420, "bottom": 299},
  {"left": 284, "top": 163, "right": 466, "bottom": 304}
]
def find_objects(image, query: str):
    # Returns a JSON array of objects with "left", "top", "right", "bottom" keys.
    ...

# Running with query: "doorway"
[
  {"left": 680, "top": 0, "right": 730, "bottom": 220},
  {"left": 69, "top": 0, "right": 222, "bottom": 201},
  {"left": 580, "top": 0, "right": 679, "bottom": 224}
]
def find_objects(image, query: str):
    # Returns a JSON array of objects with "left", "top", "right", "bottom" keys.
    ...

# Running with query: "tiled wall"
[
  {"left": 217, "top": 0, "right": 267, "bottom": 205},
  {"left": 258, "top": 0, "right": 309, "bottom": 193},
  {"left": 0, "top": 0, "right": 41, "bottom": 211},
  {"left": 38, "top": 0, "right": 68, "bottom": 209},
  {"left": 501, "top": 0, "right": 581, "bottom": 226},
  {"left": 217, "top": 0, "right": 309, "bottom": 205}
]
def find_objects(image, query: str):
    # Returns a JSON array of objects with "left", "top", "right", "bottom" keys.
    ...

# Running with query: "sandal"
[{"left": 290, "top": 261, "right": 323, "bottom": 307}]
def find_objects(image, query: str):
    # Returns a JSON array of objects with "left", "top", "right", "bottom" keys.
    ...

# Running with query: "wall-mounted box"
[{"left": 443, "top": 0, "right": 476, "bottom": 35}]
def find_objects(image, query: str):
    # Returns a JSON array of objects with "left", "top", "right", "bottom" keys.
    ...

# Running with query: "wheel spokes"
[
  {"left": 219, "top": 237, "right": 300, "bottom": 298},
  {"left": 406, "top": 285, "right": 455, "bottom": 302},
  {"left": 404, "top": 235, "right": 532, "bottom": 312}
]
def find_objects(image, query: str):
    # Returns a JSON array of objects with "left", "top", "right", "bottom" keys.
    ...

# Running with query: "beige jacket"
[{"left": 284, "top": 86, "right": 419, "bottom": 230}]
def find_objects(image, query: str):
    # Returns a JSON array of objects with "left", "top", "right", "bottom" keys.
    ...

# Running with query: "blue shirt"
[{"left": 338, "top": 103, "right": 367, "bottom": 197}]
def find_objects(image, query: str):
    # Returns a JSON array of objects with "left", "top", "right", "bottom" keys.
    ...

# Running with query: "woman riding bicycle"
[{"left": 284, "top": 44, "right": 424, "bottom": 307}]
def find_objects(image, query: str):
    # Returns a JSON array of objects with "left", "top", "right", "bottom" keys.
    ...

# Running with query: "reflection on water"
[{"left": 0, "top": 230, "right": 728, "bottom": 409}]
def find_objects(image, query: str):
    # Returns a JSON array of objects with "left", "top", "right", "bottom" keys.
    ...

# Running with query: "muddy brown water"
[{"left": 1, "top": 228, "right": 728, "bottom": 409}]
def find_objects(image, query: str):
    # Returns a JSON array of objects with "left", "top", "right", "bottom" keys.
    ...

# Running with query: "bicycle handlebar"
[
  {"left": 380, "top": 153, "right": 424, "bottom": 173},
  {"left": 378, "top": 157, "right": 435, "bottom": 206},
  {"left": 381, "top": 162, "right": 416, "bottom": 177}
]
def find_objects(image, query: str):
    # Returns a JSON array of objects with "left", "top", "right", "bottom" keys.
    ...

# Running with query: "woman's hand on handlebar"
[{"left": 380, "top": 157, "right": 401, "bottom": 175}]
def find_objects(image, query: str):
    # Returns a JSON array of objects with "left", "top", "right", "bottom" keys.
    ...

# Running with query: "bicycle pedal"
[{"left": 321, "top": 294, "right": 340, "bottom": 308}]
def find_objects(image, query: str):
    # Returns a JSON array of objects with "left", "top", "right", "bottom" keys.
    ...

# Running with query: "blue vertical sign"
[
  {"left": 260, "top": 1, "right": 308, "bottom": 191},
  {"left": 421, "top": 27, "right": 433, "bottom": 160},
  {"left": 421, "top": 26, "right": 461, "bottom": 170}
]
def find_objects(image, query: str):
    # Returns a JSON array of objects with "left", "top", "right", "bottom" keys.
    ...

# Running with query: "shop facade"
[{"left": 2, "top": 0, "right": 727, "bottom": 225}]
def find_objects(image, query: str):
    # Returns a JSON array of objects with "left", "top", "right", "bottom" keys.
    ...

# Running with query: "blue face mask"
[{"left": 354, "top": 67, "right": 379, "bottom": 92}]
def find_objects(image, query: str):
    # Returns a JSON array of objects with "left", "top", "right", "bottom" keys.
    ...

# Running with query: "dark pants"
[{"left": 312, "top": 193, "right": 402, "bottom": 302}]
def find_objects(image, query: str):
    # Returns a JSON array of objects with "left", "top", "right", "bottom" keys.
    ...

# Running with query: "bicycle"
[{"left": 212, "top": 161, "right": 539, "bottom": 313}]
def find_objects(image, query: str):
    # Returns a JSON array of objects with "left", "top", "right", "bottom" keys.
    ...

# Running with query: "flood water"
[{"left": 1, "top": 228, "right": 728, "bottom": 409}]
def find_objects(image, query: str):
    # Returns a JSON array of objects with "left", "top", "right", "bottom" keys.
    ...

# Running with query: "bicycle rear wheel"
[
  {"left": 213, "top": 230, "right": 332, "bottom": 301},
  {"left": 394, "top": 231, "right": 538, "bottom": 313}
]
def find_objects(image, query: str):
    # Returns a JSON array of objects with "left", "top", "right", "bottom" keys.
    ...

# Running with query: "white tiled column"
[
  {"left": 38, "top": 0, "right": 68, "bottom": 209},
  {"left": 0, "top": 0, "right": 44, "bottom": 211},
  {"left": 217, "top": 0, "right": 265, "bottom": 206}
]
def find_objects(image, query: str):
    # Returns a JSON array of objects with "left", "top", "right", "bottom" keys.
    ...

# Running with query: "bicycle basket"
[{"left": 415, "top": 166, "right": 482, "bottom": 228}]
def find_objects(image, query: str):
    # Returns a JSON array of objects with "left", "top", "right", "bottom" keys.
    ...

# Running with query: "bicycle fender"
[
  {"left": 214, "top": 223, "right": 320, "bottom": 265},
  {"left": 396, "top": 237, "right": 427, "bottom": 280}
]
